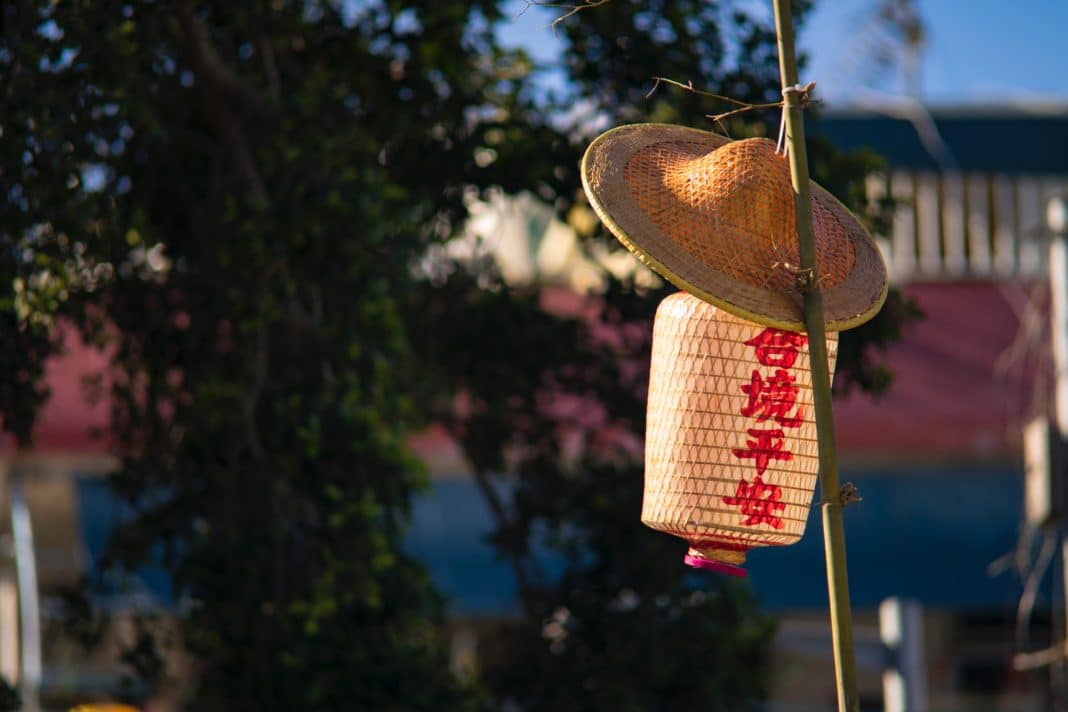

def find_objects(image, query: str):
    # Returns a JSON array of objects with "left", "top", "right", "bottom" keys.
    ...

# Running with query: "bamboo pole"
[{"left": 770, "top": 1, "right": 860, "bottom": 710}]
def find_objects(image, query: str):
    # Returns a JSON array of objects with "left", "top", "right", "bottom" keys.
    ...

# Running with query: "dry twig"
[
  {"left": 518, "top": 0, "right": 613, "bottom": 33},
  {"left": 647, "top": 76, "right": 818, "bottom": 134}
]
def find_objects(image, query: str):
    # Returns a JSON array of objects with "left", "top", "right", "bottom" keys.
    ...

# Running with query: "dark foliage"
[{"left": 0, "top": 1, "right": 915, "bottom": 709}]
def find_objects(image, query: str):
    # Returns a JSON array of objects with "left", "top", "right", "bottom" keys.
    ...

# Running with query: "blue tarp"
[
  {"left": 407, "top": 465, "right": 1028, "bottom": 614},
  {"left": 76, "top": 464, "right": 1028, "bottom": 615},
  {"left": 743, "top": 465, "right": 1025, "bottom": 610}
]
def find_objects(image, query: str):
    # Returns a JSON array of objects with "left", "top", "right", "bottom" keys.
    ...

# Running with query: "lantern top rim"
[{"left": 580, "top": 123, "right": 888, "bottom": 332}]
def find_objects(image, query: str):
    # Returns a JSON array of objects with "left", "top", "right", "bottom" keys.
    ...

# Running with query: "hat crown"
[{"left": 622, "top": 136, "right": 857, "bottom": 292}]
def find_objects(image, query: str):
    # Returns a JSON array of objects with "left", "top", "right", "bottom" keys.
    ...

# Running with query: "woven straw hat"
[{"left": 581, "top": 124, "right": 888, "bottom": 331}]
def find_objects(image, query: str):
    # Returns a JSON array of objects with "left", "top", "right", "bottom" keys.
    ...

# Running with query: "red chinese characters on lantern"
[
  {"left": 722, "top": 474, "right": 786, "bottom": 529},
  {"left": 724, "top": 328, "right": 809, "bottom": 528},
  {"left": 732, "top": 427, "right": 792, "bottom": 475},
  {"left": 740, "top": 368, "right": 804, "bottom": 428},
  {"left": 744, "top": 328, "right": 807, "bottom": 368}
]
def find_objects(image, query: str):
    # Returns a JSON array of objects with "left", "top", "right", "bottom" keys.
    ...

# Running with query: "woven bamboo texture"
[
  {"left": 581, "top": 123, "right": 887, "bottom": 331},
  {"left": 642, "top": 292, "right": 837, "bottom": 565}
]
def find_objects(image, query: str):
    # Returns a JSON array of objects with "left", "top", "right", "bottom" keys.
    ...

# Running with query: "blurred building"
[
  {"left": 3, "top": 105, "right": 1068, "bottom": 710},
  {"left": 418, "top": 105, "right": 1068, "bottom": 711}
]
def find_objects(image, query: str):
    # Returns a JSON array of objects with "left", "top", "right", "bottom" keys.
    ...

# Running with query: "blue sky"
[
  {"left": 805, "top": 0, "right": 1068, "bottom": 105},
  {"left": 499, "top": 0, "right": 1068, "bottom": 107}
]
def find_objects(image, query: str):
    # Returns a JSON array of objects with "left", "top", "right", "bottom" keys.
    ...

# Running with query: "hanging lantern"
[{"left": 642, "top": 292, "right": 837, "bottom": 575}]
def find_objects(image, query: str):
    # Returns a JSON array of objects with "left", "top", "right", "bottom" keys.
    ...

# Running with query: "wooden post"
[
  {"left": 770, "top": 1, "right": 860, "bottom": 710},
  {"left": 880, "top": 598, "right": 927, "bottom": 712},
  {"left": 11, "top": 475, "right": 41, "bottom": 712}
]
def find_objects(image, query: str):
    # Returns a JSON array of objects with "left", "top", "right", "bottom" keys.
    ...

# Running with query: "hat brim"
[{"left": 581, "top": 123, "right": 888, "bottom": 332}]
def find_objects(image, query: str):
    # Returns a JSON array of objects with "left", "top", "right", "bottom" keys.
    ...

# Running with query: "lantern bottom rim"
[{"left": 684, "top": 546, "right": 747, "bottom": 577}]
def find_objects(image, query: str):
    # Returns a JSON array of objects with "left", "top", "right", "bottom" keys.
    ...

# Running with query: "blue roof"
[{"left": 809, "top": 110, "right": 1068, "bottom": 174}]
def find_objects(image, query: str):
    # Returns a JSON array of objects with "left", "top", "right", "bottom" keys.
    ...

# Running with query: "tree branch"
[
  {"left": 519, "top": 0, "right": 612, "bottom": 33},
  {"left": 467, "top": 463, "right": 543, "bottom": 617},
  {"left": 259, "top": 35, "right": 282, "bottom": 102},
  {"left": 645, "top": 76, "right": 821, "bottom": 135},
  {"left": 173, "top": 4, "right": 271, "bottom": 207},
  {"left": 443, "top": 414, "right": 543, "bottom": 617},
  {"left": 174, "top": 5, "right": 276, "bottom": 117},
  {"left": 243, "top": 315, "right": 269, "bottom": 460}
]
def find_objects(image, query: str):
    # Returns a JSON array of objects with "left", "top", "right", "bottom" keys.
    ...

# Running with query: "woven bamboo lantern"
[{"left": 642, "top": 292, "right": 837, "bottom": 576}]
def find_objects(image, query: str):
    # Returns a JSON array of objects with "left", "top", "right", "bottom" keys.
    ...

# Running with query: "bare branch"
[
  {"left": 519, "top": 0, "right": 613, "bottom": 33},
  {"left": 646, "top": 76, "right": 772, "bottom": 108},
  {"left": 647, "top": 76, "right": 821, "bottom": 134}
]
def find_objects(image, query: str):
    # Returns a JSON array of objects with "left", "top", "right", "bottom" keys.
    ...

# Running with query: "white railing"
[{"left": 868, "top": 172, "right": 1068, "bottom": 281}]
